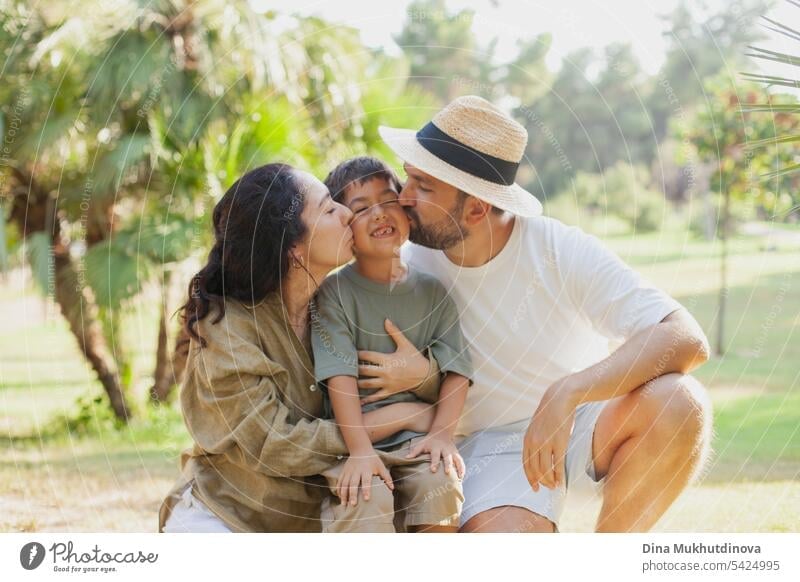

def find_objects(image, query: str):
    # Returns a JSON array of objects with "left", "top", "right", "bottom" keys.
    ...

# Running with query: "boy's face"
[{"left": 341, "top": 177, "right": 410, "bottom": 259}]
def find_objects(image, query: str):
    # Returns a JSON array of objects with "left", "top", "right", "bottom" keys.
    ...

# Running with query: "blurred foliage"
[
  {"left": 551, "top": 162, "right": 668, "bottom": 233},
  {"left": 0, "top": 0, "right": 796, "bottom": 419},
  {"left": 742, "top": 0, "right": 800, "bottom": 199},
  {"left": 0, "top": 0, "right": 434, "bottom": 420},
  {"left": 680, "top": 76, "right": 800, "bottom": 223}
]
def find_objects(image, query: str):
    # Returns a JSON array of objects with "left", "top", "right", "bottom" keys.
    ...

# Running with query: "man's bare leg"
[
  {"left": 591, "top": 373, "right": 713, "bottom": 532},
  {"left": 460, "top": 506, "right": 555, "bottom": 533}
]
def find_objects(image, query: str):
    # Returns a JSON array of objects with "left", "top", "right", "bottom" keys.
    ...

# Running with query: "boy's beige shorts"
[{"left": 320, "top": 435, "right": 464, "bottom": 532}]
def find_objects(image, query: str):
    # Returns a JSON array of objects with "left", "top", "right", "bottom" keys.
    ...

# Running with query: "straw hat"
[{"left": 379, "top": 95, "right": 542, "bottom": 217}]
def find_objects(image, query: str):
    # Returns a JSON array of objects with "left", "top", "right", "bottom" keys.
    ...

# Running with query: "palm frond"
[
  {"left": 25, "top": 232, "right": 53, "bottom": 297},
  {"left": 83, "top": 239, "right": 150, "bottom": 308},
  {"left": 745, "top": 45, "right": 800, "bottom": 67},
  {"left": 742, "top": 0, "right": 800, "bottom": 180},
  {"left": 91, "top": 133, "right": 152, "bottom": 195},
  {"left": 114, "top": 217, "right": 197, "bottom": 265},
  {"left": 744, "top": 133, "right": 800, "bottom": 148},
  {"left": 740, "top": 103, "right": 800, "bottom": 112},
  {"left": 760, "top": 16, "right": 800, "bottom": 42},
  {"left": 760, "top": 161, "right": 800, "bottom": 178},
  {"left": 740, "top": 72, "right": 800, "bottom": 89}
]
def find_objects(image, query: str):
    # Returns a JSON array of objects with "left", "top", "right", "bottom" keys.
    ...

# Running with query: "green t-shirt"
[{"left": 311, "top": 263, "right": 473, "bottom": 450}]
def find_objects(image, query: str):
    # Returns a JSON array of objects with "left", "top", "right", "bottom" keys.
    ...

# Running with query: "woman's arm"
[{"left": 183, "top": 319, "right": 348, "bottom": 478}]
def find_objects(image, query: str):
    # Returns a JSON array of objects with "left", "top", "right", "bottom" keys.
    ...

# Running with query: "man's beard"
[{"left": 405, "top": 206, "right": 469, "bottom": 250}]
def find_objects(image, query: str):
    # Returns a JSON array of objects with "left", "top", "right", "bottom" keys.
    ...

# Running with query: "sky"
[
  {"left": 250, "top": 0, "right": 797, "bottom": 82},
  {"left": 251, "top": 0, "right": 724, "bottom": 74}
]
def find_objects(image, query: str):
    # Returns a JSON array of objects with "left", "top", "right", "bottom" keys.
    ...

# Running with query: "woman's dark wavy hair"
[{"left": 179, "top": 163, "right": 307, "bottom": 348}]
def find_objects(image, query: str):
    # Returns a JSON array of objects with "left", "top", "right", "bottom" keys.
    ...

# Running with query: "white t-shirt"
[{"left": 403, "top": 215, "right": 682, "bottom": 437}]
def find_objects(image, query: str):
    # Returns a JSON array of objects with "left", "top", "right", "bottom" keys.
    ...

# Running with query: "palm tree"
[
  {"left": 1, "top": 0, "right": 437, "bottom": 420},
  {"left": 742, "top": 0, "right": 800, "bottom": 195},
  {"left": 0, "top": 2, "right": 332, "bottom": 419}
]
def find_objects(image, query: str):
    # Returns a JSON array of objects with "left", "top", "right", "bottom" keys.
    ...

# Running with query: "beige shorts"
[{"left": 320, "top": 435, "right": 464, "bottom": 532}]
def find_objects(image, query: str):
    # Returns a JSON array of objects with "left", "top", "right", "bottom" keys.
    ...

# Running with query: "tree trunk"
[
  {"left": 53, "top": 249, "right": 131, "bottom": 421},
  {"left": 8, "top": 169, "right": 131, "bottom": 421},
  {"left": 149, "top": 272, "right": 189, "bottom": 403},
  {"left": 149, "top": 272, "right": 173, "bottom": 402}
]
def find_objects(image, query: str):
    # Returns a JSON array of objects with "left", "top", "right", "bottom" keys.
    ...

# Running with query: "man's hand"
[
  {"left": 406, "top": 431, "right": 466, "bottom": 479},
  {"left": 522, "top": 381, "right": 579, "bottom": 492},
  {"left": 336, "top": 448, "right": 394, "bottom": 507},
  {"left": 357, "top": 318, "right": 432, "bottom": 405}
]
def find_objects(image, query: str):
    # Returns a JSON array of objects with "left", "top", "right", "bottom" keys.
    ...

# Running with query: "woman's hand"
[
  {"left": 336, "top": 448, "right": 394, "bottom": 507},
  {"left": 357, "top": 318, "right": 432, "bottom": 405},
  {"left": 406, "top": 431, "right": 466, "bottom": 479}
]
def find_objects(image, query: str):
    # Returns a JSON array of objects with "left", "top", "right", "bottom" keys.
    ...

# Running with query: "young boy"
[{"left": 311, "top": 156, "right": 473, "bottom": 533}]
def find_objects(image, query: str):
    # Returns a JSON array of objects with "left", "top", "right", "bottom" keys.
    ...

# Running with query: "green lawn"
[{"left": 1, "top": 226, "right": 798, "bottom": 532}]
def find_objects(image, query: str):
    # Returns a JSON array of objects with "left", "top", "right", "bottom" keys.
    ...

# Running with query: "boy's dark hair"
[{"left": 324, "top": 156, "right": 403, "bottom": 203}]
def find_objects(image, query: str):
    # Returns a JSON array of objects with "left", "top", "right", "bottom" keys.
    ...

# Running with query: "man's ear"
[{"left": 463, "top": 196, "right": 492, "bottom": 226}]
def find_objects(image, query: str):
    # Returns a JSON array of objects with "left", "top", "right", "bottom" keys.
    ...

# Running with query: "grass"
[{"left": 1, "top": 225, "right": 798, "bottom": 532}]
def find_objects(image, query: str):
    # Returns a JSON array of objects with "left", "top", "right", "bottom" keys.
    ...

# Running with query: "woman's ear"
[{"left": 288, "top": 242, "right": 307, "bottom": 268}]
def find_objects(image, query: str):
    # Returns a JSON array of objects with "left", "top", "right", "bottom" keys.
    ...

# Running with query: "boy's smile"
[
  {"left": 342, "top": 177, "right": 410, "bottom": 259},
  {"left": 370, "top": 222, "right": 398, "bottom": 239}
]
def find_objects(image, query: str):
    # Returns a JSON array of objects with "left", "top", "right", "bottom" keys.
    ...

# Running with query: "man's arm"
[
  {"left": 525, "top": 224, "right": 711, "bottom": 493},
  {"left": 561, "top": 308, "right": 710, "bottom": 406},
  {"left": 357, "top": 319, "right": 443, "bottom": 405},
  {"left": 523, "top": 308, "right": 709, "bottom": 492}
]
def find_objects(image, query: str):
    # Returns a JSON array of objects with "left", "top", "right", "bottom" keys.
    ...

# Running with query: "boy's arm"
[
  {"left": 425, "top": 287, "right": 474, "bottom": 432},
  {"left": 405, "top": 372, "right": 469, "bottom": 477},
  {"left": 327, "top": 375, "right": 373, "bottom": 455},
  {"left": 429, "top": 372, "right": 469, "bottom": 438},
  {"left": 362, "top": 402, "right": 436, "bottom": 442}
]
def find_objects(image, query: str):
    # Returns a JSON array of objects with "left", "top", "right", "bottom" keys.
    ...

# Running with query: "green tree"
[
  {"left": 549, "top": 163, "right": 667, "bottom": 234},
  {"left": 520, "top": 44, "right": 656, "bottom": 197},
  {"left": 0, "top": 0, "right": 427, "bottom": 420},
  {"left": 395, "top": 0, "right": 484, "bottom": 102},
  {"left": 647, "top": 0, "right": 771, "bottom": 141},
  {"left": 680, "top": 76, "right": 800, "bottom": 354}
]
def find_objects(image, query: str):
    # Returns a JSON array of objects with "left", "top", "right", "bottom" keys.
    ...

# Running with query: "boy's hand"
[
  {"left": 337, "top": 449, "right": 394, "bottom": 507},
  {"left": 406, "top": 432, "right": 466, "bottom": 479}
]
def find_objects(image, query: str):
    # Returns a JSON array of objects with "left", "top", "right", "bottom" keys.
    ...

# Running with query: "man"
[{"left": 374, "top": 95, "right": 712, "bottom": 533}]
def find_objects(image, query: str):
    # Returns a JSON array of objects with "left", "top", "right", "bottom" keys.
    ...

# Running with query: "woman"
[{"left": 159, "top": 163, "right": 442, "bottom": 533}]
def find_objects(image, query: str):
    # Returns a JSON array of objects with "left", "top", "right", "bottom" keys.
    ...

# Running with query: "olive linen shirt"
[{"left": 158, "top": 292, "right": 443, "bottom": 533}]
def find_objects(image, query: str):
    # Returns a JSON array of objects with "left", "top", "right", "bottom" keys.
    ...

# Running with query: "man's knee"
[
  {"left": 460, "top": 506, "right": 555, "bottom": 533},
  {"left": 638, "top": 374, "right": 713, "bottom": 453}
]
